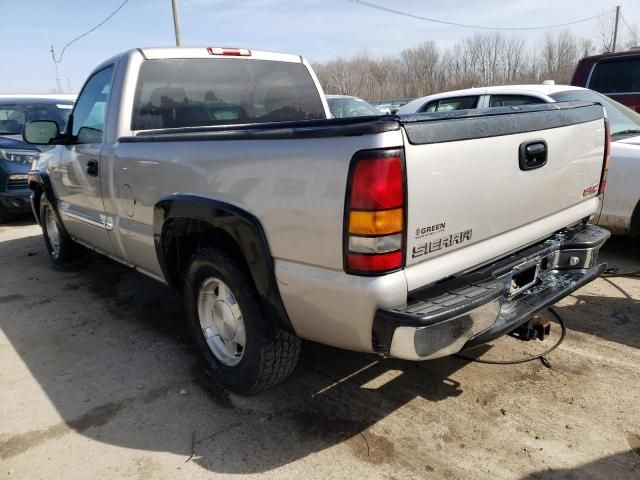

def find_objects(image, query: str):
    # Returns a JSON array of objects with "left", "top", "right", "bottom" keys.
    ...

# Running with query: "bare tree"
[
  {"left": 623, "top": 21, "right": 640, "bottom": 49},
  {"left": 312, "top": 30, "right": 604, "bottom": 102},
  {"left": 595, "top": 12, "right": 616, "bottom": 52}
]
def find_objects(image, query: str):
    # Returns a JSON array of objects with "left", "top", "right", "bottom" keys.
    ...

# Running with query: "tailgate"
[{"left": 401, "top": 102, "right": 606, "bottom": 268}]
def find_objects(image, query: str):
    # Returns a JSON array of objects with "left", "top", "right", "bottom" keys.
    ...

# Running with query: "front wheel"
[
  {"left": 185, "top": 248, "right": 301, "bottom": 394},
  {"left": 40, "top": 195, "right": 84, "bottom": 268}
]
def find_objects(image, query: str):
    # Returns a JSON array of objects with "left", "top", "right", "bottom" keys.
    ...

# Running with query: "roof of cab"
[{"left": 138, "top": 47, "right": 303, "bottom": 64}]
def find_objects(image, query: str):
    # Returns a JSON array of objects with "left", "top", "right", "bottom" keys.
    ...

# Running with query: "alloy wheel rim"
[
  {"left": 45, "top": 208, "right": 61, "bottom": 258},
  {"left": 197, "top": 277, "right": 246, "bottom": 366}
]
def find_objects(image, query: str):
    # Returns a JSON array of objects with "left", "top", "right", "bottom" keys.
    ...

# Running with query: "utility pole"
[
  {"left": 612, "top": 5, "right": 620, "bottom": 53},
  {"left": 50, "top": 45, "right": 62, "bottom": 93},
  {"left": 171, "top": 0, "right": 183, "bottom": 47}
]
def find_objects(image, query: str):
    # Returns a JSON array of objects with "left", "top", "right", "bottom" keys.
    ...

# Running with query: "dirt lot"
[{"left": 0, "top": 219, "right": 639, "bottom": 480}]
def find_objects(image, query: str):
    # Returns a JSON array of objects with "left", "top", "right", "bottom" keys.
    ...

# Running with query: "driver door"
[{"left": 53, "top": 66, "right": 116, "bottom": 255}]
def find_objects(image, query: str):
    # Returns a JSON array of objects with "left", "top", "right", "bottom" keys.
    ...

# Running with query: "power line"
[
  {"left": 619, "top": 11, "right": 637, "bottom": 38},
  {"left": 347, "top": 0, "right": 611, "bottom": 31},
  {"left": 55, "top": 0, "right": 129, "bottom": 64}
]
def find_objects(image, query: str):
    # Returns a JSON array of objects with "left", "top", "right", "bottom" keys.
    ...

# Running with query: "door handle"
[
  {"left": 87, "top": 160, "right": 99, "bottom": 177},
  {"left": 519, "top": 141, "right": 547, "bottom": 171}
]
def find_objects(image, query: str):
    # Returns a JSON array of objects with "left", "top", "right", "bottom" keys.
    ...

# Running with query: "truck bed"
[{"left": 118, "top": 100, "right": 605, "bottom": 288}]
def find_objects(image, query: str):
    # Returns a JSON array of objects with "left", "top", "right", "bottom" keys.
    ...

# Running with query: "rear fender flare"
[{"left": 153, "top": 195, "right": 294, "bottom": 332}]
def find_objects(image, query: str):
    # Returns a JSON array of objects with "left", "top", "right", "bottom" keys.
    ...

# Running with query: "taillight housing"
[
  {"left": 599, "top": 118, "right": 610, "bottom": 195},
  {"left": 344, "top": 149, "right": 406, "bottom": 275}
]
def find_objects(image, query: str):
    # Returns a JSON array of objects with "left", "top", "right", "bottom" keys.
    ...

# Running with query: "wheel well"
[
  {"left": 31, "top": 186, "right": 44, "bottom": 225},
  {"left": 160, "top": 218, "right": 253, "bottom": 292},
  {"left": 631, "top": 200, "right": 640, "bottom": 238}
]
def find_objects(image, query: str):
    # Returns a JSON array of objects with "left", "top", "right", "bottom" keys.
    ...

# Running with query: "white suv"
[{"left": 398, "top": 85, "right": 640, "bottom": 237}]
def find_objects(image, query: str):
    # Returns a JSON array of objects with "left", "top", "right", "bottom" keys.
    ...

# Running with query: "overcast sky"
[{"left": 1, "top": 0, "right": 639, "bottom": 93}]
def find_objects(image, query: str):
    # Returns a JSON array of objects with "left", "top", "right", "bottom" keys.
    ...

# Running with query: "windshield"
[
  {"left": 0, "top": 102, "right": 73, "bottom": 135},
  {"left": 327, "top": 97, "right": 381, "bottom": 118},
  {"left": 550, "top": 90, "right": 640, "bottom": 137}
]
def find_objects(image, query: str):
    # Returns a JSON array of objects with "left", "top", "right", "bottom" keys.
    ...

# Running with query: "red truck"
[{"left": 571, "top": 49, "right": 640, "bottom": 112}]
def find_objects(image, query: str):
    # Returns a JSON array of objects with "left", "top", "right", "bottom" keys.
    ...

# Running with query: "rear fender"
[{"left": 153, "top": 195, "right": 294, "bottom": 333}]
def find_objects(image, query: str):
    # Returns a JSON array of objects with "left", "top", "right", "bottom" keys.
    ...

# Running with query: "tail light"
[
  {"left": 599, "top": 119, "right": 610, "bottom": 195},
  {"left": 344, "top": 149, "right": 406, "bottom": 275}
]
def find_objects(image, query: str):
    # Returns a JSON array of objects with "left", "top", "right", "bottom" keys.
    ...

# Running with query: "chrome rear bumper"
[{"left": 373, "top": 224, "right": 610, "bottom": 361}]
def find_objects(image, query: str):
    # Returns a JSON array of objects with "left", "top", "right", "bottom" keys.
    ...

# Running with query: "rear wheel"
[
  {"left": 40, "top": 195, "right": 84, "bottom": 268},
  {"left": 185, "top": 247, "right": 301, "bottom": 394}
]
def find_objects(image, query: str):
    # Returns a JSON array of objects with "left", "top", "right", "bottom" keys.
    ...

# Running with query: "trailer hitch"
[{"left": 509, "top": 316, "right": 551, "bottom": 341}]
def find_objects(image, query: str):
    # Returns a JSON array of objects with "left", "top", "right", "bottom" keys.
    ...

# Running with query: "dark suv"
[
  {"left": 0, "top": 97, "right": 73, "bottom": 222},
  {"left": 571, "top": 49, "right": 640, "bottom": 113}
]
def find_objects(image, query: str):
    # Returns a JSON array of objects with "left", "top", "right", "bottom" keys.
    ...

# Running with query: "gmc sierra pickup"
[{"left": 24, "top": 47, "right": 610, "bottom": 394}]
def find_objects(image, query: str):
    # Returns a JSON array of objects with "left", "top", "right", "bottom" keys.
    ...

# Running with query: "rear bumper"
[{"left": 373, "top": 223, "right": 610, "bottom": 360}]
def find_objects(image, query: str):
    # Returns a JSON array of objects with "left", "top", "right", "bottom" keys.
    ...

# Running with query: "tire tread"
[{"left": 185, "top": 247, "right": 300, "bottom": 394}]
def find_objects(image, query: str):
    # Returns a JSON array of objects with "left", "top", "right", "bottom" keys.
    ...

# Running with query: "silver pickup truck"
[{"left": 24, "top": 47, "right": 610, "bottom": 394}]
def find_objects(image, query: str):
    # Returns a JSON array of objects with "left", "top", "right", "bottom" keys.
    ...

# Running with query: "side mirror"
[
  {"left": 23, "top": 120, "right": 60, "bottom": 145},
  {"left": 77, "top": 126, "right": 102, "bottom": 144}
]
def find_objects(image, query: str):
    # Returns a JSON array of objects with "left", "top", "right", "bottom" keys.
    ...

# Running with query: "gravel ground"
[{"left": 0, "top": 219, "right": 639, "bottom": 480}]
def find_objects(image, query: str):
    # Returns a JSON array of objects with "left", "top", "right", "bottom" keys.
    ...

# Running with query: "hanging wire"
[
  {"left": 347, "top": 0, "right": 612, "bottom": 31},
  {"left": 619, "top": 12, "right": 638, "bottom": 40},
  {"left": 55, "top": 0, "right": 130, "bottom": 64}
]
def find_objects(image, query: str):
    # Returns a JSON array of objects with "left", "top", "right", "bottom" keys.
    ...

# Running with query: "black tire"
[
  {"left": 630, "top": 201, "right": 640, "bottom": 238},
  {"left": 40, "top": 194, "right": 84, "bottom": 268},
  {"left": 0, "top": 202, "right": 14, "bottom": 224},
  {"left": 185, "top": 247, "right": 301, "bottom": 395}
]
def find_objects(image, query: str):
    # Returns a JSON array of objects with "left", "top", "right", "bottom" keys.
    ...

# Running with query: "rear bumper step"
[{"left": 373, "top": 223, "right": 610, "bottom": 360}]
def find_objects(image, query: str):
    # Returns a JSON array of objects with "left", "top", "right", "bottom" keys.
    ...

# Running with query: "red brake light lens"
[
  {"left": 347, "top": 251, "right": 403, "bottom": 273},
  {"left": 350, "top": 155, "right": 403, "bottom": 210},
  {"left": 207, "top": 47, "right": 252, "bottom": 56}
]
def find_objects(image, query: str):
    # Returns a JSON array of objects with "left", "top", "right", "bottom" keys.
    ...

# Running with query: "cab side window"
[
  {"left": 71, "top": 66, "right": 114, "bottom": 143},
  {"left": 420, "top": 96, "right": 479, "bottom": 113}
]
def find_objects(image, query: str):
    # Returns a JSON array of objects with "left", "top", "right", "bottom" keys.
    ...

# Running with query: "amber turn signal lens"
[{"left": 349, "top": 208, "right": 403, "bottom": 236}]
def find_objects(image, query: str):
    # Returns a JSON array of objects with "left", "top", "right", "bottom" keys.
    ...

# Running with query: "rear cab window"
[
  {"left": 419, "top": 96, "right": 479, "bottom": 113},
  {"left": 132, "top": 58, "right": 326, "bottom": 130},
  {"left": 588, "top": 57, "right": 640, "bottom": 94}
]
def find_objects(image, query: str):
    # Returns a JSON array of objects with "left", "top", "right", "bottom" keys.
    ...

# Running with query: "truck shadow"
[
  {"left": 0, "top": 215, "right": 36, "bottom": 228},
  {"left": 0, "top": 234, "right": 474, "bottom": 473},
  {"left": 519, "top": 449, "right": 640, "bottom": 479},
  {"left": 550, "top": 235, "right": 640, "bottom": 350},
  {"left": 599, "top": 235, "right": 640, "bottom": 273},
  {"left": 552, "top": 293, "right": 640, "bottom": 349}
]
